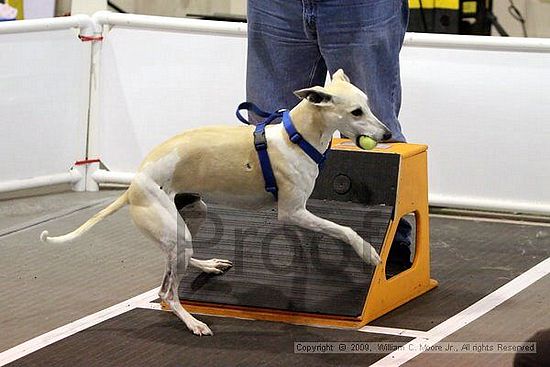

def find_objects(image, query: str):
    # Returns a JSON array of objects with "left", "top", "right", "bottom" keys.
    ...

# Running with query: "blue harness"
[{"left": 236, "top": 102, "right": 329, "bottom": 201}]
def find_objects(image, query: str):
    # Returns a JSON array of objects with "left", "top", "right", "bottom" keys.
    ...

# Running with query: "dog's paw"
[
  {"left": 200, "top": 259, "right": 233, "bottom": 274},
  {"left": 187, "top": 319, "right": 213, "bottom": 336},
  {"left": 361, "top": 241, "right": 381, "bottom": 266},
  {"left": 369, "top": 247, "right": 382, "bottom": 266},
  {"left": 40, "top": 230, "right": 49, "bottom": 243}
]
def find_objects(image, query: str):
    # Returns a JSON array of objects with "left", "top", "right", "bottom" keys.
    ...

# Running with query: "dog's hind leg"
[
  {"left": 164, "top": 250, "right": 213, "bottom": 335},
  {"left": 128, "top": 175, "right": 212, "bottom": 336},
  {"left": 158, "top": 261, "right": 171, "bottom": 301},
  {"left": 175, "top": 193, "right": 233, "bottom": 274},
  {"left": 175, "top": 193, "right": 206, "bottom": 237}
]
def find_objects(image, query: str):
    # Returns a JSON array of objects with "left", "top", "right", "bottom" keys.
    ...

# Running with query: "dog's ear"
[
  {"left": 294, "top": 86, "right": 334, "bottom": 106},
  {"left": 332, "top": 69, "right": 350, "bottom": 83}
]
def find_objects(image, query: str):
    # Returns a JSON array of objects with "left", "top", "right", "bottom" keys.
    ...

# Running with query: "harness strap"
[
  {"left": 253, "top": 124, "right": 279, "bottom": 200},
  {"left": 282, "top": 111, "right": 328, "bottom": 165},
  {"left": 236, "top": 102, "right": 330, "bottom": 201},
  {"left": 237, "top": 102, "right": 284, "bottom": 200},
  {"left": 236, "top": 102, "right": 283, "bottom": 125}
]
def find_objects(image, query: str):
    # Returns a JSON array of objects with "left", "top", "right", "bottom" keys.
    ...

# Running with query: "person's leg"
[
  {"left": 388, "top": 218, "right": 413, "bottom": 271},
  {"left": 316, "top": 0, "right": 409, "bottom": 142},
  {"left": 316, "top": 0, "right": 412, "bottom": 270},
  {"left": 246, "top": 0, "right": 327, "bottom": 120}
]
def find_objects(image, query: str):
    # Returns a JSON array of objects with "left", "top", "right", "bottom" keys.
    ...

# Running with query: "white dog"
[{"left": 41, "top": 69, "right": 391, "bottom": 336}]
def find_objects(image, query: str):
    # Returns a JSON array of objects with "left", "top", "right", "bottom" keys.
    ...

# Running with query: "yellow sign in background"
[
  {"left": 4, "top": 0, "right": 24, "bottom": 20},
  {"left": 409, "top": 0, "right": 460, "bottom": 10}
]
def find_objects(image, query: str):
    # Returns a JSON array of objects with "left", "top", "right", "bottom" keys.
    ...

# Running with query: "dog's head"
[{"left": 294, "top": 69, "right": 392, "bottom": 147}]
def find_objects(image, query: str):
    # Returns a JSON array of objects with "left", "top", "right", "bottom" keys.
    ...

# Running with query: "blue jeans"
[
  {"left": 246, "top": 0, "right": 412, "bottom": 253},
  {"left": 246, "top": 0, "right": 409, "bottom": 142}
]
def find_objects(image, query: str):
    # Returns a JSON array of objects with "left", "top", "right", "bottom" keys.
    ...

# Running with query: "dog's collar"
[{"left": 236, "top": 102, "right": 330, "bottom": 201}]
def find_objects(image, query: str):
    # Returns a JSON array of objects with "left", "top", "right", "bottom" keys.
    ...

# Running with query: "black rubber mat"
[
  {"left": 6, "top": 308, "right": 411, "bottom": 367},
  {"left": 371, "top": 216, "right": 550, "bottom": 330},
  {"left": 180, "top": 199, "right": 392, "bottom": 317},
  {"left": 311, "top": 149, "right": 400, "bottom": 207}
]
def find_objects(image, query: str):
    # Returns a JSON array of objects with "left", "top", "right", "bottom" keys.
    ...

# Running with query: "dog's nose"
[{"left": 383, "top": 131, "right": 392, "bottom": 141}]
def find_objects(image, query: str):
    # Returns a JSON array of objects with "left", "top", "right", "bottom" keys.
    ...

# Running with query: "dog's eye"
[{"left": 351, "top": 108, "right": 363, "bottom": 117}]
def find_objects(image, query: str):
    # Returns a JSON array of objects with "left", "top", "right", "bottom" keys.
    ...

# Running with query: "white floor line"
[
  {"left": 430, "top": 213, "right": 550, "bottom": 227},
  {"left": 136, "top": 301, "right": 164, "bottom": 311},
  {"left": 370, "top": 257, "right": 550, "bottom": 367},
  {"left": 0, "top": 287, "right": 160, "bottom": 367},
  {"left": 358, "top": 326, "right": 429, "bottom": 340}
]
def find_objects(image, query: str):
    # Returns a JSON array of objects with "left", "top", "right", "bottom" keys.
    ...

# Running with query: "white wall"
[
  {"left": 486, "top": 0, "right": 550, "bottom": 38},
  {"left": 84, "top": 0, "right": 247, "bottom": 17},
  {"left": 95, "top": 25, "right": 247, "bottom": 172},
  {"left": 525, "top": 0, "right": 550, "bottom": 37},
  {"left": 400, "top": 36, "right": 550, "bottom": 214},
  {"left": 0, "top": 29, "right": 90, "bottom": 183},
  {"left": 23, "top": 0, "right": 56, "bottom": 19}
]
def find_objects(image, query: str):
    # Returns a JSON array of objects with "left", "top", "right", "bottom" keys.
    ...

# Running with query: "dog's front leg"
[{"left": 278, "top": 206, "right": 381, "bottom": 266}]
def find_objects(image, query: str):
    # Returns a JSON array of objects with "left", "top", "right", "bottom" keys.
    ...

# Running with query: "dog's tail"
[{"left": 40, "top": 191, "right": 129, "bottom": 244}]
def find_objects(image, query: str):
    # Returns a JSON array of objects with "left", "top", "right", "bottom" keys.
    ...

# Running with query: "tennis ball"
[{"left": 357, "top": 136, "right": 377, "bottom": 150}]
